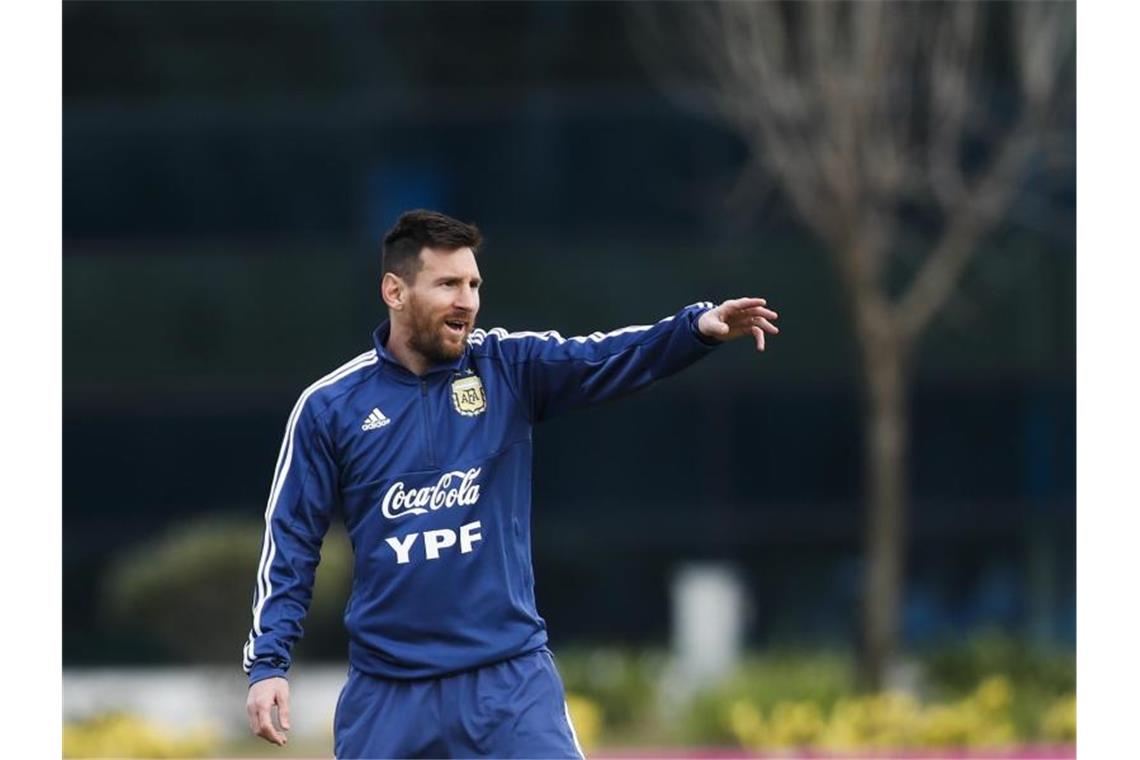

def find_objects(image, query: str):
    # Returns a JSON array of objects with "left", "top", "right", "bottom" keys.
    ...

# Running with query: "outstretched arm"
[{"left": 473, "top": 298, "right": 779, "bottom": 422}]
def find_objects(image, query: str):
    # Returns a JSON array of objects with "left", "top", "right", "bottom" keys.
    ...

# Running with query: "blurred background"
[{"left": 63, "top": 1, "right": 1075, "bottom": 757}]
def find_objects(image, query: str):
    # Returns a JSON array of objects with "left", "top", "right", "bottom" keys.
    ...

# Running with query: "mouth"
[{"left": 442, "top": 318, "right": 469, "bottom": 340}]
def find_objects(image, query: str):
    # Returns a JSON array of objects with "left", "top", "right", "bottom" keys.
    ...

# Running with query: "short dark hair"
[{"left": 381, "top": 209, "right": 483, "bottom": 282}]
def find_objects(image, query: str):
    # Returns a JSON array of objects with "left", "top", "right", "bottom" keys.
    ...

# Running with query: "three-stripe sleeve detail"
[
  {"left": 243, "top": 349, "right": 378, "bottom": 672},
  {"left": 466, "top": 302, "right": 714, "bottom": 347}
]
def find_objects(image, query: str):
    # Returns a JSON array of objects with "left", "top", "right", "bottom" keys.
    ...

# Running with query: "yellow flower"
[
  {"left": 973, "top": 675, "right": 1013, "bottom": 714},
  {"left": 1041, "top": 695, "right": 1076, "bottom": 742},
  {"left": 727, "top": 699, "right": 765, "bottom": 747},
  {"left": 766, "top": 700, "right": 825, "bottom": 748},
  {"left": 63, "top": 713, "right": 218, "bottom": 758},
  {"left": 565, "top": 693, "right": 604, "bottom": 752}
]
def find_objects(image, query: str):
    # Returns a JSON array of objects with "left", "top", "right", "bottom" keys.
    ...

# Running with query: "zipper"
[{"left": 419, "top": 378, "right": 437, "bottom": 467}]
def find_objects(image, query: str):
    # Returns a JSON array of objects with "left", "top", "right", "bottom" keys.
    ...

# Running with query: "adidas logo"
[{"left": 361, "top": 408, "right": 391, "bottom": 431}]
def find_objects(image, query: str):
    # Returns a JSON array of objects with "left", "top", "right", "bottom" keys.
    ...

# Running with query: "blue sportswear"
[
  {"left": 334, "top": 647, "right": 584, "bottom": 758},
  {"left": 242, "top": 301, "right": 720, "bottom": 684}
]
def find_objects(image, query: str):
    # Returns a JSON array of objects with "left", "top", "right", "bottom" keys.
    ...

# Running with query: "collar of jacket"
[{"left": 371, "top": 320, "right": 470, "bottom": 385}]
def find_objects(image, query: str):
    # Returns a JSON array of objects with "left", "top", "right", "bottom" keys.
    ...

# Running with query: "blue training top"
[{"left": 242, "top": 302, "right": 719, "bottom": 684}]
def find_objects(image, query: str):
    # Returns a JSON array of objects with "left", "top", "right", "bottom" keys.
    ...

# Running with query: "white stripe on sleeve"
[{"left": 244, "top": 349, "right": 377, "bottom": 671}]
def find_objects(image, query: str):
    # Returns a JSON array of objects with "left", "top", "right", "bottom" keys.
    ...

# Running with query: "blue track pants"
[{"left": 333, "top": 647, "right": 585, "bottom": 758}]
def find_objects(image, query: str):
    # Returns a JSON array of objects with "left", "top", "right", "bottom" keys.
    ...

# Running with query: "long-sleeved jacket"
[{"left": 242, "top": 302, "right": 719, "bottom": 684}]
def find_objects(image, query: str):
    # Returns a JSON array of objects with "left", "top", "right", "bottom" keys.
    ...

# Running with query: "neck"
[{"left": 385, "top": 319, "right": 433, "bottom": 377}]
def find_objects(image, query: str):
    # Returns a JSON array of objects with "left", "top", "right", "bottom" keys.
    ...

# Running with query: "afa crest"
[{"left": 451, "top": 374, "right": 487, "bottom": 416}]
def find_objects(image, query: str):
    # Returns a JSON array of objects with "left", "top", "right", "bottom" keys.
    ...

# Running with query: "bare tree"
[{"left": 636, "top": 1, "right": 1073, "bottom": 689}]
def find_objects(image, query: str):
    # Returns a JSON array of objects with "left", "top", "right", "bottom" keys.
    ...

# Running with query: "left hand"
[
  {"left": 697, "top": 297, "right": 780, "bottom": 351},
  {"left": 246, "top": 677, "right": 291, "bottom": 746}
]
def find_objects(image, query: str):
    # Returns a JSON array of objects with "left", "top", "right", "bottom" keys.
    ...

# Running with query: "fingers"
[
  {"left": 708, "top": 297, "right": 780, "bottom": 349},
  {"left": 742, "top": 305, "right": 779, "bottom": 320},
  {"left": 751, "top": 324, "right": 766, "bottom": 351},
  {"left": 730, "top": 313, "right": 778, "bottom": 333},
  {"left": 246, "top": 701, "right": 260, "bottom": 736},
  {"left": 721, "top": 297, "right": 768, "bottom": 310},
  {"left": 720, "top": 298, "right": 778, "bottom": 320},
  {"left": 754, "top": 317, "right": 779, "bottom": 334},
  {"left": 247, "top": 687, "right": 288, "bottom": 746},
  {"left": 258, "top": 702, "right": 286, "bottom": 746},
  {"left": 278, "top": 694, "right": 291, "bottom": 732}
]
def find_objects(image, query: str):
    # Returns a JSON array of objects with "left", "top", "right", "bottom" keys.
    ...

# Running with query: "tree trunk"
[{"left": 857, "top": 332, "right": 910, "bottom": 691}]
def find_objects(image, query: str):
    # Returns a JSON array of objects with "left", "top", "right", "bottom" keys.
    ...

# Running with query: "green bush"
[
  {"left": 102, "top": 515, "right": 352, "bottom": 662},
  {"left": 920, "top": 630, "right": 1076, "bottom": 697},
  {"left": 555, "top": 648, "right": 660, "bottom": 738},
  {"left": 557, "top": 642, "right": 1074, "bottom": 749},
  {"left": 918, "top": 630, "right": 1076, "bottom": 737},
  {"left": 681, "top": 651, "right": 856, "bottom": 744},
  {"left": 694, "top": 674, "right": 1068, "bottom": 751}
]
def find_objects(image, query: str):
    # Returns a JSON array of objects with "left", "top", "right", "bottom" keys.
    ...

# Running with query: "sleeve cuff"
[
  {"left": 687, "top": 305, "right": 723, "bottom": 348},
  {"left": 248, "top": 662, "right": 289, "bottom": 687}
]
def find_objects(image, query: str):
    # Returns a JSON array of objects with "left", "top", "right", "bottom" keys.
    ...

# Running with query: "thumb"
[{"left": 712, "top": 316, "right": 730, "bottom": 335}]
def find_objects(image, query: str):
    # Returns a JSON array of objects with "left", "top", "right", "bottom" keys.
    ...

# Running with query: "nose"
[{"left": 455, "top": 284, "right": 479, "bottom": 312}]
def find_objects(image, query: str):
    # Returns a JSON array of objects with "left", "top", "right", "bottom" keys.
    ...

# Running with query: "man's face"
[{"left": 403, "top": 246, "right": 482, "bottom": 365}]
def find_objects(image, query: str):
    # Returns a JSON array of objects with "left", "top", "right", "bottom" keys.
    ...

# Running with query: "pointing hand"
[{"left": 697, "top": 297, "right": 780, "bottom": 351}]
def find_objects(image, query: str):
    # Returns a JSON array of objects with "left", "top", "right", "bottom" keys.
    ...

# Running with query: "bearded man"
[{"left": 242, "top": 209, "right": 780, "bottom": 758}]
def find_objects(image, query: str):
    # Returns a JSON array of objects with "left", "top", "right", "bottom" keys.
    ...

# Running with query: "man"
[{"left": 242, "top": 209, "right": 779, "bottom": 758}]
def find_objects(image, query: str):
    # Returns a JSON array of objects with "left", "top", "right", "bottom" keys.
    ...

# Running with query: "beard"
[{"left": 406, "top": 297, "right": 472, "bottom": 365}]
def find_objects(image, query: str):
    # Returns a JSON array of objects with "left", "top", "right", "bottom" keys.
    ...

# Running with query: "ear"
[{"left": 381, "top": 272, "right": 406, "bottom": 311}]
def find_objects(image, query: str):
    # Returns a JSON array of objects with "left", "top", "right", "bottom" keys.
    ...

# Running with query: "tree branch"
[{"left": 895, "top": 120, "right": 1042, "bottom": 340}]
